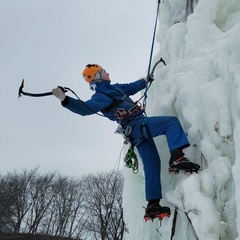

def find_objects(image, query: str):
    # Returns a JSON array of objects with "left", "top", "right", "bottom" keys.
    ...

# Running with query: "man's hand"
[
  {"left": 143, "top": 74, "right": 154, "bottom": 83},
  {"left": 148, "top": 74, "right": 154, "bottom": 82},
  {"left": 52, "top": 87, "right": 66, "bottom": 101}
]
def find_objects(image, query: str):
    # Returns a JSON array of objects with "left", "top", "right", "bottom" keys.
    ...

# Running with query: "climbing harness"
[
  {"left": 123, "top": 145, "right": 139, "bottom": 174},
  {"left": 99, "top": 91, "right": 144, "bottom": 120},
  {"left": 114, "top": 102, "right": 143, "bottom": 120},
  {"left": 100, "top": 92, "right": 124, "bottom": 114}
]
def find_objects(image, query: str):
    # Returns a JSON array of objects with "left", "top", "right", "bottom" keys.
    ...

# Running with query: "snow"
[{"left": 123, "top": 0, "right": 240, "bottom": 239}]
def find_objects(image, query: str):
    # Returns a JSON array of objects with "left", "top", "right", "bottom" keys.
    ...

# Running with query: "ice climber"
[{"left": 52, "top": 64, "right": 200, "bottom": 221}]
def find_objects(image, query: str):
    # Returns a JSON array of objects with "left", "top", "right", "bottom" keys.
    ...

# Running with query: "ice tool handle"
[{"left": 18, "top": 79, "right": 68, "bottom": 98}]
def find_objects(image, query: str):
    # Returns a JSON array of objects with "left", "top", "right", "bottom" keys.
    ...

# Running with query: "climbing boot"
[
  {"left": 169, "top": 156, "right": 200, "bottom": 173},
  {"left": 169, "top": 149, "right": 200, "bottom": 173},
  {"left": 144, "top": 203, "right": 171, "bottom": 221}
]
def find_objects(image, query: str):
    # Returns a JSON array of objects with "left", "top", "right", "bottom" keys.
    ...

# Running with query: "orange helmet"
[{"left": 82, "top": 64, "right": 102, "bottom": 83}]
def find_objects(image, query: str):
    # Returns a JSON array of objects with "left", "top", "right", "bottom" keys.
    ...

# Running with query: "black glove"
[{"left": 148, "top": 74, "right": 154, "bottom": 82}]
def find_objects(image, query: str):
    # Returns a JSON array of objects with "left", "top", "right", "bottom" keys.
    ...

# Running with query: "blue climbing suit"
[{"left": 61, "top": 79, "right": 190, "bottom": 201}]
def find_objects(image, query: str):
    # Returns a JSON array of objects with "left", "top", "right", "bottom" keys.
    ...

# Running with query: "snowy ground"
[{"left": 123, "top": 0, "right": 240, "bottom": 239}]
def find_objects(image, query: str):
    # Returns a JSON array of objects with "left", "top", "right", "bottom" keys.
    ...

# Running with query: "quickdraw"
[{"left": 124, "top": 145, "right": 139, "bottom": 174}]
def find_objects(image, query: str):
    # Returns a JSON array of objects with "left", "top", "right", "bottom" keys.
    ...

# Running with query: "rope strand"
[{"left": 143, "top": 0, "right": 161, "bottom": 108}]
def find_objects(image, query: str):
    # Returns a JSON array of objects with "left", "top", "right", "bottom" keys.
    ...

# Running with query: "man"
[{"left": 52, "top": 64, "right": 200, "bottom": 221}]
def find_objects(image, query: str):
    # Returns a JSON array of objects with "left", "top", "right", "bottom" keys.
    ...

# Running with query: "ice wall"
[{"left": 123, "top": 0, "right": 240, "bottom": 239}]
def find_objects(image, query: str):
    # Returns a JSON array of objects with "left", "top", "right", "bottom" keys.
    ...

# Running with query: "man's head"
[{"left": 82, "top": 64, "right": 110, "bottom": 83}]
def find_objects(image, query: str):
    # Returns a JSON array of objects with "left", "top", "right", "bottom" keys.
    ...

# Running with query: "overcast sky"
[{"left": 0, "top": 0, "right": 157, "bottom": 177}]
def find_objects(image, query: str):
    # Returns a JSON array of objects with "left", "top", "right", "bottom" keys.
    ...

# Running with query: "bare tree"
[
  {"left": 50, "top": 176, "right": 86, "bottom": 239},
  {"left": 4, "top": 169, "right": 38, "bottom": 233},
  {"left": 0, "top": 169, "right": 125, "bottom": 240},
  {"left": 25, "top": 171, "right": 58, "bottom": 234},
  {"left": 82, "top": 171, "right": 125, "bottom": 240},
  {"left": 0, "top": 175, "right": 15, "bottom": 233}
]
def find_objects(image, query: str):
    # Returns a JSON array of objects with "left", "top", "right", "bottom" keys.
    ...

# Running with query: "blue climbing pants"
[{"left": 128, "top": 116, "right": 190, "bottom": 201}]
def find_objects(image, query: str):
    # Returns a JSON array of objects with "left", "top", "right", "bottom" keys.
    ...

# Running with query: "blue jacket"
[{"left": 62, "top": 79, "right": 147, "bottom": 124}]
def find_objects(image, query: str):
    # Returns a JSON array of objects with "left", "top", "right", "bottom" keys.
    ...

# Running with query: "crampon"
[
  {"left": 144, "top": 204, "right": 171, "bottom": 221},
  {"left": 169, "top": 157, "right": 200, "bottom": 174}
]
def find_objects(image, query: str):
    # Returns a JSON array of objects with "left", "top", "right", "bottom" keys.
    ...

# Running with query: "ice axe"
[
  {"left": 18, "top": 79, "right": 67, "bottom": 98},
  {"left": 150, "top": 57, "right": 166, "bottom": 75},
  {"left": 145, "top": 57, "right": 166, "bottom": 82}
]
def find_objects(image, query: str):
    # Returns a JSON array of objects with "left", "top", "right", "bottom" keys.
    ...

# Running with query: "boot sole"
[
  {"left": 144, "top": 212, "right": 170, "bottom": 221},
  {"left": 169, "top": 167, "right": 200, "bottom": 174}
]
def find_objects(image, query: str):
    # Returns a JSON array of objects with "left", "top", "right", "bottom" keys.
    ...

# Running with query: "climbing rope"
[{"left": 143, "top": 0, "right": 161, "bottom": 108}]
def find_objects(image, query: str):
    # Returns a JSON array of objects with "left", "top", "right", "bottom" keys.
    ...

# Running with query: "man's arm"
[
  {"left": 52, "top": 87, "right": 112, "bottom": 116},
  {"left": 121, "top": 79, "right": 147, "bottom": 96}
]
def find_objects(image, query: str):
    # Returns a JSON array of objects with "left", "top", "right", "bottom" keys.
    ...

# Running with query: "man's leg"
[
  {"left": 137, "top": 139, "right": 171, "bottom": 220},
  {"left": 136, "top": 138, "right": 162, "bottom": 201},
  {"left": 145, "top": 116, "right": 200, "bottom": 172},
  {"left": 145, "top": 116, "right": 190, "bottom": 151}
]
